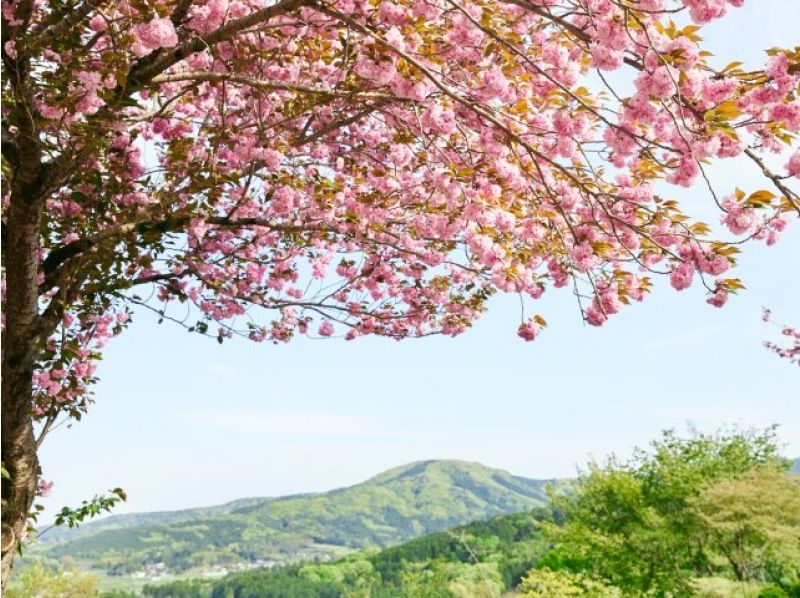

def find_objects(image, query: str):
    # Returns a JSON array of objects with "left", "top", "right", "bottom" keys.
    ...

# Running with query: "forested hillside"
[
  {"left": 35, "top": 461, "right": 551, "bottom": 576},
  {"left": 138, "top": 430, "right": 800, "bottom": 598},
  {"left": 142, "top": 510, "right": 549, "bottom": 598},
  {"left": 10, "top": 433, "right": 800, "bottom": 597}
]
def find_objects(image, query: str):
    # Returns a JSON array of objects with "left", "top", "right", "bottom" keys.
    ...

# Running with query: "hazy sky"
[{"left": 39, "top": 1, "right": 800, "bottom": 517}]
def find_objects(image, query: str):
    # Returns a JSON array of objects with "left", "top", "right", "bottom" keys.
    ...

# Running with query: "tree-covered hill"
[
  {"left": 142, "top": 509, "right": 550, "bottom": 598},
  {"left": 139, "top": 432, "right": 800, "bottom": 598},
  {"left": 13, "top": 432, "right": 799, "bottom": 597},
  {"left": 40, "top": 497, "right": 275, "bottom": 545},
  {"left": 35, "top": 460, "right": 553, "bottom": 575}
]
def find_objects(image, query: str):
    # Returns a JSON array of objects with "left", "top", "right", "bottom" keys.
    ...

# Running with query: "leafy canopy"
[{"left": 537, "top": 427, "right": 797, "bottom": 596}]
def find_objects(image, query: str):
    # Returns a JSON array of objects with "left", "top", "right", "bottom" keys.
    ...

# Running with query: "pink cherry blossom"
[
  {"left": 517, "top": 318, "right": 542, "bottom": 342},
  {"left": 37, "top": 478, "right": 54, "bottom": 498},
  {"left": 131, "top": 17, "right": 179, "bottom": 57},
  {"left": 787, "top": 152, "right": 800, "bottom": 178},
  {"left": 670, "top": 262, "right": 695, "bottom": 291},
  {"left": 706, "top": 288, "right": 729, "bottom": 308}
]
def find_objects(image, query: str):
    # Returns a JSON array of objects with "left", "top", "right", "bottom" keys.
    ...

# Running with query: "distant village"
[{"left": 126, "top": 550, "right": 337, "bottom": 583}]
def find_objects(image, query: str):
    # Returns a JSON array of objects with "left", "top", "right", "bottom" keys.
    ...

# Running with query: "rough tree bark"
[
  {"left": 1, "top": 196, "right": 45, "bottom": 587},
  {"left": 1, "top": 40, "right": 47, "bottom": 584}
]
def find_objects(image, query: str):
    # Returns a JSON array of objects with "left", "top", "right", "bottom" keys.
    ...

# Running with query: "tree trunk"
[
  {"left": 1, "top": 195, "right": 44, "bottom": 589},
  {"left": 0, "top": 392, "right": 39, "bottom": 587},
  {"left": 2, "top": 23, "right": 50, "bottom": 588}
]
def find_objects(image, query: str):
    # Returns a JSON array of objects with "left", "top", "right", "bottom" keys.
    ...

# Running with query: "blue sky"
[{"left": 39, "top": 1, "right": 800, "bottom": 516}]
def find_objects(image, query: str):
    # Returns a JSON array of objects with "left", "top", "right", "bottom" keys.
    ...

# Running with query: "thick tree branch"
[
  {"left": 150, "top": 71, "right": 394, "bottom": 100},
  {"left": 28, "top": 0, "right": 108, "bottom": 53},
  {"left": 170, "top": 0, "right": 196, "bottom": 28},
  {"left": 1, "top": 123, "right": 19, "bottom": 167},
  {"left": 127, "top": 0, "right": 311, "bottom": 87},
  {"left": 40, "top": 217, "right": 334, "bottom": 292}
]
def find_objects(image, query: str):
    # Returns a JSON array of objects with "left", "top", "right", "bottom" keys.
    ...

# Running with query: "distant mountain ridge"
[
  {"left": 36, "top": 460, "right": 554, "bottom": 576},
  {"left": 41, "top": 496, "right": 273, "bottom": 543}
]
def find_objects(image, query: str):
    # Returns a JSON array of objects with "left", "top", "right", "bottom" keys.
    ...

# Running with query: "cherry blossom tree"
[
  {"left": 2, "top": 0, "right": 799, "bottom": 582},
  {"left": 762, "top": 309, "right": 800, "bottom": 367}
]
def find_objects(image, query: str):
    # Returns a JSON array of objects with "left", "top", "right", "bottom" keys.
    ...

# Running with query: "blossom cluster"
[
  {"left": 2, "top": 0, "right": 797, "bottom": 416},
  {"left": 762, "top": 309, "right": 800, "bottom": 367}
]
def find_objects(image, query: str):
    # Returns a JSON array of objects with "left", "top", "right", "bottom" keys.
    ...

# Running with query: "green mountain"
[
  {"left": 141, "top": 454, "right": 800, "bottom": 598},
  {"left": 37, "top": 460, "right": 552, "bottom": 576},
  {"left": 41, "top": 497, "right": 272, "bottom": 544}
]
